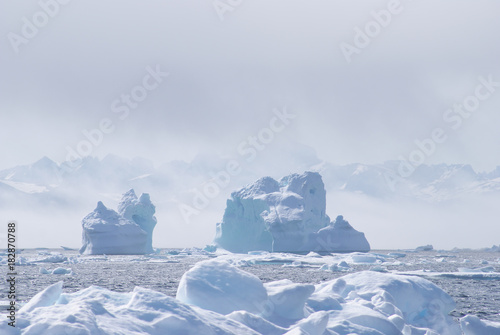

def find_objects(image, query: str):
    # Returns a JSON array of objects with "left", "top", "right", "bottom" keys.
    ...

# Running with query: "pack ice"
[
  {"left": 79, "top": 189, "right": 157, "bottom": 255},
  {"left": 3, "top": 259, "right": 495, "bottom": 335},
  {"left": 214, "top": 171, "right": 370, "bottom": 253}
]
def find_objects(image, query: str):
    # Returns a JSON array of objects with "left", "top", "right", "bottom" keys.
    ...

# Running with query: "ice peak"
[
  {"left": 123, "top": 188, "right": 137, "bottom": 199},
  {"left": 118, "top": 189, "right": 138, "bottom": 214},
  {"left": 279, "top": 171, "right": 326, "bottom": 200},
  {"left": 139, "top": 193, "right": 151, "bottom": 204},
  {"left": 235, "top": 176, "right": 280, "bottom": 198},
  {"left": 96, "top": 201, "right": 107, "bottom": 212},
  {"left": 33, "top": 156, "right": 57, "bottom": 167},
  {"left": 332, "top": 215, "right": 353, "bottom": 229}
]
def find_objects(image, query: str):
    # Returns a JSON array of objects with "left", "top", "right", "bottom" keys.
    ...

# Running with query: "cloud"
[{"left": 1, "top": 0, "right": 499, "bottom": 172}]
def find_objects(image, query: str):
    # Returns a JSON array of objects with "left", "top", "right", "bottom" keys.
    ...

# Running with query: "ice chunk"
[
  {"left": 80, "top": 189, "right": 157, "bottom": 255},
  {"left": 289, "top": 311, "right": 329, "bottom": 335},
  {"left": 460, "top": 315, "right": 500, "bottom": 335},
  {"left": 283, "top": 328, "right": 309, "bottom": 335},
  {"left": 39, "top": 267, "right": 50, "bottom": 274},
  {"left": 264, "top": 280, "right": 315, "bottom": 324},
  {"left": 370, "top": 266, "right": 388, "bottom": 272},
  {"left": 309, "top": 215, "right": 370, "bottom": 252},
  {"left": 37, "top": 267, "right": 73, "bottom": 275},
  {"left": 326, "top": 302, "right": 403, "bottom": 335},
  {"left": 15, "top": 256, "right": 32, "bottom": 266},
  {"left": 19, "top": 281, "right": 63, "bottom": 313},
  {"left": 351, "top": 253, "right": 380, "bottom": 264},
  {"left": 315, "top": 271, "right": 461, "bottom": 334},
  {"left": 416, "top": 244, "right": 434, "bottom": 251},
  {"left": 51, "top": 267, "right": 73, "bottom": 275},
  {"left": 228, "top": 311, "right": 287, "bottom": 335},
  {"left": 215, "top": 172, "right": 370, "bottom": 253},
  {"left": 320, "top": 261, "right": 351, "bottom": 272},
  {"left": 176, "top": 259, "right": 268, "bottom": 315},
  {"left": 388, "top": 252, "right": 406, "bottom": 258},
  {"left": 36, "top": 253, "right": 68, "bottom": 263},
  {"left": 458, "top": 266, "right": 495, "bottom": 273}
]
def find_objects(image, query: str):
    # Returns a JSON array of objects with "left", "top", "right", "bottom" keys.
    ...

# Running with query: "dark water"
[{"left": 2, "top": 249, "right": 500, "bottom": 322}]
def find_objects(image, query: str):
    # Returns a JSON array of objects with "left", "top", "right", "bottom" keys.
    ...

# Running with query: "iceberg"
[
  {"left": 214, "top": 171, "right": 370, "bottom": 253},
  {"left": 79, "top": 189, "right": 157, "bottom": 255}
]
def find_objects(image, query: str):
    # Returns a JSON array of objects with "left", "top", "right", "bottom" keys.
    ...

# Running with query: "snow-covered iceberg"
[
  {"left": 214, "top": 171, "right": 370, "bottom": 253},
  {"left": 79, "top": 189, "right": 157, "bottom": 255}
]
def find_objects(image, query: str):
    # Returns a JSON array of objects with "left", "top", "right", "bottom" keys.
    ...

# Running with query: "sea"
[{"left": 1, "top": 248, "right": 499, "bottom": 323}]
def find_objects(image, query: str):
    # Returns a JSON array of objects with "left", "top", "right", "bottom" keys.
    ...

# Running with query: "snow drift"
[
  {"left": 214, "top": 171, "right": 370, "bottom": 253},
  {"left": 79, "top": 189, "right": 157, "bottom": 255}
]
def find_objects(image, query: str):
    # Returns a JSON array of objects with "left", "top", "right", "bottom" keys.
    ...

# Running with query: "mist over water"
[{"left": 2, "top": 152, "right": 499, "bottom": 250}]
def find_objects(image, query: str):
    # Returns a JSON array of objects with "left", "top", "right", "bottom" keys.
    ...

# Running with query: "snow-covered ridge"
[
  {"left": 214, "top": 171, "right": 370, "bottom": 253},
  {"left": 1, "top": 155, "right": 499, "bottom": 203},
  {"left": 80, "top": 189, "right": 157, "bottom": 255}
]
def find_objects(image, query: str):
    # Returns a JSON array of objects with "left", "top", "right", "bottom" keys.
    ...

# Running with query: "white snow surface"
[
  {"left": 79, "top": 189, "right": 157, "bottom": 255},
  {"left": 2, "top": 258, "right": 497, "bottom": 335},
  {"left": 0, "top": 180, "right": 49, "bottom": 193},
  {"left": 214, "top": 171, "right": 370, "bottom": 253},
  {"left": 176, "top": 260, "right": 269, "bottom": 315},
  {"left": 460, "top": 315, "right": 500, "bottom": 335}
]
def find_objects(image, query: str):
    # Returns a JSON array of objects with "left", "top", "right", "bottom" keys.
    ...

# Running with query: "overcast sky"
[{"left": 1, "top": 0, "right": 500, "bottom": 172}]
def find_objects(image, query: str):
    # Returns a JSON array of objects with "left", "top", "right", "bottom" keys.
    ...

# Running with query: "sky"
[
  {"left": 1, "top": 0, "right": 500, "bottom": 173},
  {"left": 1, "top": 1, "right": 500, "bottom": 250}
]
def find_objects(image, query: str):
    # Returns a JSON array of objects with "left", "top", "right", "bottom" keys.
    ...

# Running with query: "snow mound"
[
  {"left": 263, "top": 280, "right": 315, "bottom": 326},
  {"left": 460, "top": 315, "right": 500, "bottom": 335},
  {"left": 176, "top": 259, "right": 463, "bottom": 334},
  {"left": 1, "top": 281, "right": 259, "bottom": 335},
  {"left": 80, "top": 189, "right": 157, "bottom": 255},
  {"left": 214, "top": 171, "right": 370, "bottom": 253},
  {"left": 176, "top": 259, "right": 268, "bottom": 315},
  {"left": 312, "top": 271, "right": 461, "bottom": 334}
]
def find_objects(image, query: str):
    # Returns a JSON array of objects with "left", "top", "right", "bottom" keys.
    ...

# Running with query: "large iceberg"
[
  {"left": 214, "top": 171, "right": 370, "bottom": 253},
  {"left": 79, "top": 189, "right": 157, "bottom": 255}
]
